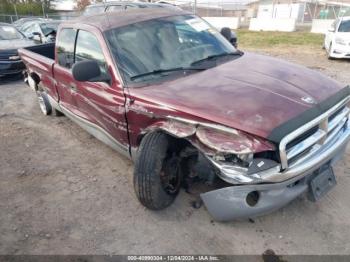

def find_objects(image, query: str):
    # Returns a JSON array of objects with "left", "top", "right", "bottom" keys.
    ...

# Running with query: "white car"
[{"left": 324, "top": 16, "right": 350, "bottom": 59}]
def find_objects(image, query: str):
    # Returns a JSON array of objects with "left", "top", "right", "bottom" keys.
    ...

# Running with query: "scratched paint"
[
  {"left": 196, "top": 126, "right": 274, "bottom": 154},
  {"left": 146, "top": 120, "right": 196, "bottom": 138}
]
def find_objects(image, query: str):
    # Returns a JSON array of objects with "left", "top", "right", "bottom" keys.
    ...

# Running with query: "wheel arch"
[
  {"left": 132, "top": 120, "right": 198, "bottom": 162},
  {"left": 28, "top": 71, "right": 41, "bottom": 91}
]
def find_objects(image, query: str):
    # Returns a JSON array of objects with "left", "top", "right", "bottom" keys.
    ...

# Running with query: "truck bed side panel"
[{"left": 18, "top": 44, "right": 58, "bottom": 102}]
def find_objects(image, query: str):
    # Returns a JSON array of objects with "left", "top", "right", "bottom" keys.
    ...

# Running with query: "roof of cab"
[
  {"left": 86, "top": 1, "right": 169, "bottom": 8},
  {"left": 63, "top": 8, "right": 189, "bottom": 31}
]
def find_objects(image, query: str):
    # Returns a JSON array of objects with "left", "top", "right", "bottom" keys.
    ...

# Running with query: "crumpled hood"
[
  {"left": 0, "top": 39, "right": 35, "bottom": 51},
  {"left": 129, "top": 53, "right": 345, "bottom": 140}
]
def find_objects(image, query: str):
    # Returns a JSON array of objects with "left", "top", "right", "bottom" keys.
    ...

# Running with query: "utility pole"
[
  {"left": 13, "top": 4, "right": 18, "bottom": 20},
  {"left": 194, "top": 0, "right": 197, "bottom": 14},
  {"left": 42, "top": 2, "right": 45, "bottom": 18}
]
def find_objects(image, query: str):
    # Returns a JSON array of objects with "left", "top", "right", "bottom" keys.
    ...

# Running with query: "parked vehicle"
[
  {"left": 83, "top": 1, "right": 180, "bottom": 15},
  {"left": 19, "top": 9, "right": 350, "bottom": 221},
  {"left": 220, "top": 27, "right": 237, "bottom": 48},
  {"left": 12, "top": 17, "right": 45, "bottom": 29},
  {"left": 20, "top": 20, "right": 61, "bottom": 44},
  {"left": 0, "top": 23, "right": 35, "bottom": 77},
  {"left": 324, "top": 16, "right": 350, "bottom": 59}
]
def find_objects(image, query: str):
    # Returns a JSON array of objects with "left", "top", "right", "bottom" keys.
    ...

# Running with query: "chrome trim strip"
[
  {"left": 214, "top": 121, "right": 350, "bottom": 184},
  {"left": 59, "top": 105, "right": 131, "bottom": 159},
  {"left": 286, "top": 129, "right": 326, "bottom": 160},
  {"left": 166, "top": 116, "right": 239, "bottom": 135},
  {"left": 279, "top": 96, "right": 350, "bottom": 169},
  {"left": 265, "top": 122, "right": 350, "bottom": 182},
  {"left": 329, "top": 107, "right": 350, "bottom": 132}
]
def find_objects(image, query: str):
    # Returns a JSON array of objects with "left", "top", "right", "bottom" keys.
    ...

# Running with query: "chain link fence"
[{"left": 0, "top": 13, "right": 81, "bottom": 23}]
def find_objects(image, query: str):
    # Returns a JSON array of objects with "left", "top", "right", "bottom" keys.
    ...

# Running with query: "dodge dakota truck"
[{"left": 19, "top": 9, "right": 350, "bottom": 221}]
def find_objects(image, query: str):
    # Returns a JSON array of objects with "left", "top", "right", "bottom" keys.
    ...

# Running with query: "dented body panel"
[{"left": 125, "top": 52, "right": 343, "bottom": 146}]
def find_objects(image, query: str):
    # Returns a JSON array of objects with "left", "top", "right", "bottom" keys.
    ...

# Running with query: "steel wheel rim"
[
  {"left": 36, "top": 91, "right": 47, "bottom": 115},
  {"left": 160, "top": 152, "right": 181, "bottom": 194}
]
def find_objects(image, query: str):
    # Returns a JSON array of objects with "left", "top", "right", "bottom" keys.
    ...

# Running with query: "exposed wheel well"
[
  {"left": 29, "top": 72, "right": 41, "bottom": 90},
  {"left": 137, "top": 130, "right": 191, "bottom": 153}
]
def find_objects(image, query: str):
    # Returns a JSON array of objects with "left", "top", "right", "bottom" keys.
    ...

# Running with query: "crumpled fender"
[
  {"left": 143, "top": 119, "right": 274, "bottom": 155},
  {"left": 144, "top": 120, "right": 196, "bottom": 138}
]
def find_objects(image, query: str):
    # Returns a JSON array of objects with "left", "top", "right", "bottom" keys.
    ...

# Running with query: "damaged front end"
[
  {"left": 145, "top": 102, "right": 350, "bottom": 221},
  {"left": 145, "top": 117, "right": 289, "bottom": 220},
  {"left": 160, "top": 116, "right": 280, "bottom": 185}
]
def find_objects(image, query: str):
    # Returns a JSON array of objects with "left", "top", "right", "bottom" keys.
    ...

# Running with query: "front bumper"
[
  {"left": 201, "top": 119, "right": 350, "bottom": 221},
  {"left": 329, "top": 43, "right": 350, "bottom": 59},
  {"left": 0, "top": 60, "right": 25, "bottom": 77}
]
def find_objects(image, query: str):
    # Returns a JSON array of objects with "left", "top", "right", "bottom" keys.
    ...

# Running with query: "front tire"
[
  {"left": 327, "top": 43, "right": 334, "bottom": 60},
  {"left": 134, "top": 132, "right": 182, "bottom": 210}
]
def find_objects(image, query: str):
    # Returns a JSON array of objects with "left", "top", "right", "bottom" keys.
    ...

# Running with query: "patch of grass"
[{"left": 236, "top": 29, "right": 324, "bottom": 49}]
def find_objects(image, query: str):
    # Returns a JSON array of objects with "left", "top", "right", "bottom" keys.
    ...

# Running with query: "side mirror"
[
  {"left": 31, "top": 32, "right": 42, "bottom": 42},
  {"left": 328, "top": 28, "right": 335, "bottom": 32},
  {"left": 220, "top": 27, "right": 238, "bottom": 48},
  {"left": 72, "top": 60, "right": 111, "bottom": 84}
]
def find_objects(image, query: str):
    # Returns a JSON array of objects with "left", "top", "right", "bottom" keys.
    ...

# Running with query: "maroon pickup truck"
[{"left": 19, "top": 9, "right": 350, "bottom": 221}]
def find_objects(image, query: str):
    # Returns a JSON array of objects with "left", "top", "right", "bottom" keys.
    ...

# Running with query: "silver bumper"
[{"left": 201, "top": 121, "right": 350, "bottom": 221}]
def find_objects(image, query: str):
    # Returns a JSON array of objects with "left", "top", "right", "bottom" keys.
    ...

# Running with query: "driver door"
[{"left": 72, "top": 28, "right": 129, "bottom": 151}]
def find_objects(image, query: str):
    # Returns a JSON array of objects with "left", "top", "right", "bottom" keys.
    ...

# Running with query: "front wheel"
[
  {"left": 134, "top": 132, "right": 182, "bottom": 210},
  {"left": 327, "top": 43, "right": 334, "bottom": 60}
]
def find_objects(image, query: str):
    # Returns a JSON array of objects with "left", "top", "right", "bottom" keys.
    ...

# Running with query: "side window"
[
  {"left": 75, "top": 30, "right": 107, "bottom": 73},
  {"left": 107, "top": 5, "right": 124, "bottom": 12},
  {"left": 21, "top": 23, "right": 32, "bottom": 33},
  {"left": 33, "top": 24, "right": 41, "bottom": 34},
  {"left": 338, "top": 20, "right": 350, "bottom": 33},
  {"left": 57, "top": 28, "right": 76, "bottom": 68},
  {"left": 125, "top": 5, "right": 138, "bottom": 10}
]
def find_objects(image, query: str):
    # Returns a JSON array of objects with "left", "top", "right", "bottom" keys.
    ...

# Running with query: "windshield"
[
  {"left": 105, "top": 15, "right": 238, "bottom": 84},
  {"left": 40, "top": 22, "right": 59, "bottom": 36},
  {"left": 0, "top": 25, "right": 24, "bottom": 40},
  {"left": 338, "top": 20, "right": 350, "bottom": 32}
]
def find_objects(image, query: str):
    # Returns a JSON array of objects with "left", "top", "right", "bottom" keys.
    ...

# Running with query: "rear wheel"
[
  {"left": 52, "top": 107, "right": 64, "bottom": 117},
  {"left": 36, "top": 85, "right": 52, "bottom": 115},
  {"left": 36, "top": 83, "right": 63, "bottom": 116},
  {"left": 134, "top": 132, "right": 182, "bottom": 210}
]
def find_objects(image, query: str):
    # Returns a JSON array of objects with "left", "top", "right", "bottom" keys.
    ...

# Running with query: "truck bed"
[
  {"left": 18, "top": 43, "right": 58, "bottom": 101},
  {"left": 22, "top": 43, "right": 55, "bottom": 60}
]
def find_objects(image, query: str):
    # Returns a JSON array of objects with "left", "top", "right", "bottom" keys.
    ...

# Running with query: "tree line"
[{"left": 0, "top": 0, "right": 53, "bottom": 16}]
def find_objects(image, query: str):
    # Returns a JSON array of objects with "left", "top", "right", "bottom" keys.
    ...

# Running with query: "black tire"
[
  {"left": 36, "top": 86, "right": 52, "bottom": 116},
  {"left": 36, "top": 83, "right": 64, "bottom": 117},
  {"left": 52, "top": 107, "right": 64, "bottom": 117},
  {"left": 134, "top": 132, "right": 181, "bottom": 210},
  {"left": 327, "top": 43, "right": 334, "bottom": 60}
]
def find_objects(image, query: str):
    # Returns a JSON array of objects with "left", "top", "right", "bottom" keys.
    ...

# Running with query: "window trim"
[
  {"left": 56, "top": 27, "right": 78, "bottom": 69},
  {"left": 106, "top": 4, "right": 125, "bottom": 12},
  {"left": 74, "top": 29, "right": 108, "bottom": 73}
]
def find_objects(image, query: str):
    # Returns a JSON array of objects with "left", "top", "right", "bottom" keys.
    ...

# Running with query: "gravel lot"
[{"left": 1, "top": 47, "right": 350, "bottom": 255}]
